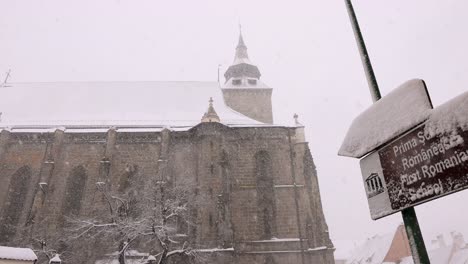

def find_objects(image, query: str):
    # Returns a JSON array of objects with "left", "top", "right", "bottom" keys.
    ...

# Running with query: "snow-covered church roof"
[{"left": 0, "top": 81, "right": 275, "bottom": 132}]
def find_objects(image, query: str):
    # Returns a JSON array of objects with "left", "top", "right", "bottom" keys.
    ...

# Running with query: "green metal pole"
[
  {"left": 402, "top": 208, "right": 431, "bottom": 264},
  {"left": 344, "top": 0, "right": 381, "bottom": 102},
  {"left": 344, "top": 1, "right": 430, "bottom": 263}
]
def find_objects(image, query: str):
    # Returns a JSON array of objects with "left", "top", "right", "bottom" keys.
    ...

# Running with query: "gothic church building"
[{"left": 0, "top": 33, "right": 335, "bottom": 263}]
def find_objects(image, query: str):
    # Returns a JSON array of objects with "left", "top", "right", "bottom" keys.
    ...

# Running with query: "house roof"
[
  {"left": 449, "top": 248, "right": 468, "bottom": 264},
  {"left": 0, "top": 246, "right": 37, "bottom": 261},
  {"left": 345, "top": 233, "right": 395, "bottom": 264},
  {"left": 399, "top": 246, "right": 468, "bottom": 264},
  {"left": 0, "top": 81, "right": 280, "bottom": 132},
  {"left": 333, "top": 239, "right": 362, "bottom": 260}
]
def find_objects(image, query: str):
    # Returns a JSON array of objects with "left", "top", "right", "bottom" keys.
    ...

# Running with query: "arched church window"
[
  {"left": 255, "top": 151, "right": 277, "bottom": 239},
  {"left": 118, "top": 164, "right": 138, "bottom": 193},
  {"left": 0, "top": 166, "right": 32, "bottom": 242},
  {"left": 62, "top": 165, "right": 87, "bottom": 216},
  {"left": 118, "top": 164, "right": 139, "bottom": 217}
]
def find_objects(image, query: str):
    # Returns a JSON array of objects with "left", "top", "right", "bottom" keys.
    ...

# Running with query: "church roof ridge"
[
  {"left": 0, "top": 81, "right": 295, "bottom": 129},
  {"left": 5, "top": 80, "right": 219, "bottom": 85},
  {"left": 0, "top": 122, "right": 289, "bottom": 134}
]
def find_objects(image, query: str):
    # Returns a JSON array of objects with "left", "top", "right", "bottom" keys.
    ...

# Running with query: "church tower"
[{"left": 221, "top": 32, "right": 273, "bottom": 124}]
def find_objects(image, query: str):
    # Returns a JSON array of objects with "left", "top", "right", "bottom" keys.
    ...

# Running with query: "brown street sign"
[{"left": 361, "top": 123, "right": 468, "bottom": 219}]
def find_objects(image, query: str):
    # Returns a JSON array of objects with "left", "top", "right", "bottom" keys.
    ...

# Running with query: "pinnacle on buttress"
[
  {"left": 294, "top": 113, "right": 303, "bottom": 127},
  {"left": 201, "top": 97, "right": 220, "bottom": 123}
]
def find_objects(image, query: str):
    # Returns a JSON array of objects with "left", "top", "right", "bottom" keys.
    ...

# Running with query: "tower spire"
[
  {"left": 235, "top": 26, "right": 249, "bottom": 61},
  {"left": 221, "top": 31, "right": 273, "bottom": 124},
  {"left": 224, "top": 29, "right": 261, "bottom": 82}
]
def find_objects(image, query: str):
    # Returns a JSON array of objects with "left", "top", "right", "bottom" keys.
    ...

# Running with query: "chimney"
[{"left": 436, "top": 234, "right": 447, "bottom": 248}]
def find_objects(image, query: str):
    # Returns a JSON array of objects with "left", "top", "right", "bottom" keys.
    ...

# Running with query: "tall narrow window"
[
  {"left": 0, "top": 166, "right": 32, "bottom": 242},
  {"left": 118, "top": 164, "right": 139, "bottom": 217},
  {"left": 255, "top": 151, "right": 276, "bottom": 239},
  {"left": 62, "top": 166, "right": 87, "bottom": 216}
]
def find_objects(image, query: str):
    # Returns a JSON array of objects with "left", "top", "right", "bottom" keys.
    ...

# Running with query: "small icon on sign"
[{"left": 365, "top": 173, "right": 385, "bottom": 198}]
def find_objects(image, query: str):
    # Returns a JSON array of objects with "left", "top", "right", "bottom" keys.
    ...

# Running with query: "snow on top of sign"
[
  {"left": 425, "top": 91, "right": 468, "bottom": 137},
  {"left": 339, "top": 79, "right": 432, "bottom": 158},
  {"left": 0, "top": 246, "right": 37, "bottom": 261}
]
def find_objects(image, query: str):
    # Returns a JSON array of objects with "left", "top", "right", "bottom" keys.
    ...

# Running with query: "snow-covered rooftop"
[
  {"left": 0, "top": 246, "right": 37, "bottom": 261},
  {"left": 0, "top": 81, "right": 278, "bottom": 131},
  {"left": 345, "top": 233, "right": 395, "bottom": 264},
  {"left": 333, "top": 239, "right": 362, "bottom": 260},
  {"left": 339, "top": 79, "right": 432, "bottom": 158},
  {"left": 425, "top": 91, "right": 468, "bottom": 136}
]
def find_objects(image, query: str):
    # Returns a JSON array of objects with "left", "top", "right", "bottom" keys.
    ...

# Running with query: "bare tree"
[{"left": 64, "top": 173, "right": 204, "bottom": 264}]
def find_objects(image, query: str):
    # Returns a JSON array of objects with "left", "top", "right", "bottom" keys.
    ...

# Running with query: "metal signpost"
[{"left": 344, "top": 0, "right": 430, "bottom": 263}]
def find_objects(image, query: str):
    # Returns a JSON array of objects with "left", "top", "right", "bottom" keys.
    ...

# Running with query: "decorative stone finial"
[
  {"left": 201, "top": 97, "right": 220, "bottom": 123},
  {"left": 293, "top": 113, "right": 306, "bottom": 143},
  {"left": 294, "top": 113, "right": 303, "bottom": 127}
]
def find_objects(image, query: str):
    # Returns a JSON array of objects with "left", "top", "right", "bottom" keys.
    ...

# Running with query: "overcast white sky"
[{"left": 2, "top": 0, "right": 468, "bottom": 249}]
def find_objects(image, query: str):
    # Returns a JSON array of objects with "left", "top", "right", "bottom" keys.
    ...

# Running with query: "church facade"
[{"left": 0, "top": 34, "right": 335, "bottom": 264}]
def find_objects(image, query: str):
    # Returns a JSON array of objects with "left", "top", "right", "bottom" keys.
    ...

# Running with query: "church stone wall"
[{"left": 0, "top": 123, "right": 334, "bottom": 264}]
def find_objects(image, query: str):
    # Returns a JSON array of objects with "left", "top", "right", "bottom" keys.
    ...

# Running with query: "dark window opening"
[
  {"left": 62, "top": 166, "right": 87, "bottom": 216},
  {"left": 0, "top": 166, "right": 32, "bottom": 242},
  {"left": 248, "top": 79, "right": 257, "bottom": 85},
  {"left": 255, "top": 151, "right": 277, "bottom": 239},
  {"left": 232, "top": 79, "right": 242, "bottom": 85},
  {"left": 209, "top": 213, "right": 214, "bottom": 227}
]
